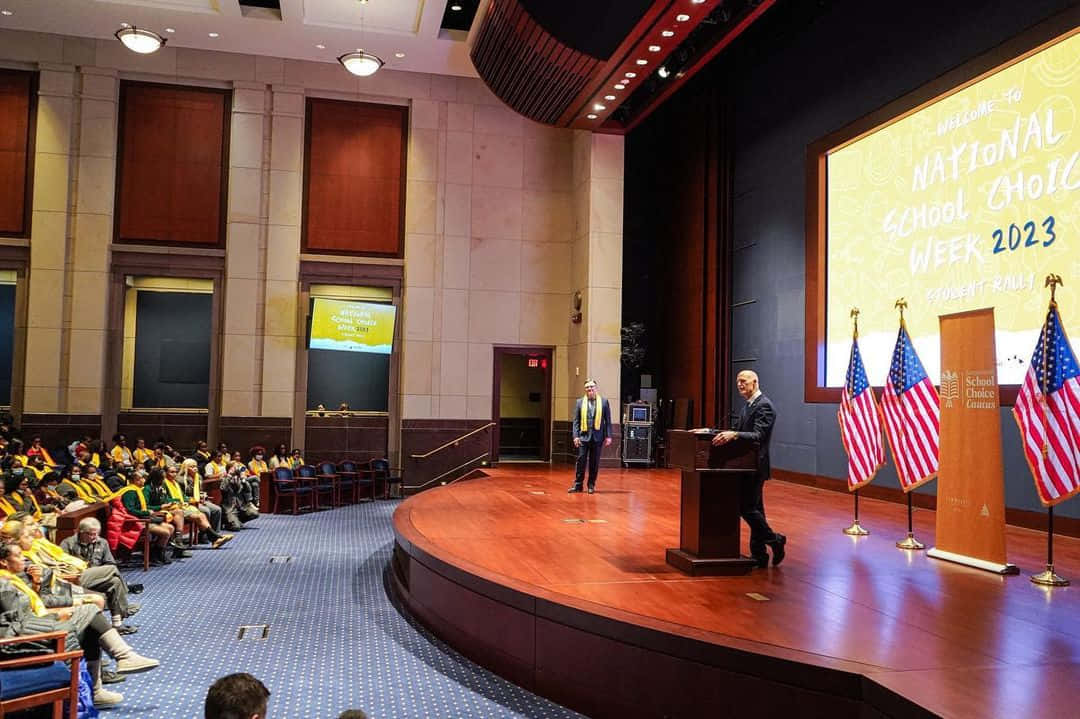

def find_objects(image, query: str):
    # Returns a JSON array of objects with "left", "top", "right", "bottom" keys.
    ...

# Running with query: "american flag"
[
  {"left": 838, "top": 339, "right": 884, "bottom": 490},
  {"left": 1013, "top": 305, "right": 1080, "bottom": 507},
  {"left": 880, "top": 323, "right": 939, "bottom": 491}
]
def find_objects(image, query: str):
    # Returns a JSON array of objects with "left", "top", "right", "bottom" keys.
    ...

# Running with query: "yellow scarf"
[
  {"left": 133, "top": 448, "right": 153, "bottom": 464},
  {"left": 8, "top": 492, "right": 42, "bottom": 521},
  {"left": 163, "top": 478, "right": 189, "bottom": 506},
  {"left": 60, "top": 479, "right": 95, "bottom": 503},
  {"left": 116, "top": 485, "right": 147, "bottom": 512},
  {"left": 83, "top": 476, "right": 112, "bottom": 499},
  {"left": 30, "top": 538, "right": 87, "bottom": 573},
  {"left": 0, "top": 497, "right": 16, "bottom": 517},
  {"left": 580, "top": 394, "right": 603, "bottom": 432},
  {"left": 0, "top": 569, "right": 47, "bottom": 616},
  {"left": 248, "top": 459, "right": 268, "bottom": 476}
]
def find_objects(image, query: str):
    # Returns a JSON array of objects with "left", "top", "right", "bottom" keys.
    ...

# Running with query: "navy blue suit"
[{"left": 572, "top": 396, "right": 612, "bottom": 490}]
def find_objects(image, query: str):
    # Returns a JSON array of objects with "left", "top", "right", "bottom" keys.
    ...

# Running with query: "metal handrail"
[
  {"left": 409, "top": 422, "right": 495, "bottom": 459},
  {"left": 410, "top": 453, "right": 490, "bottom": 490}
]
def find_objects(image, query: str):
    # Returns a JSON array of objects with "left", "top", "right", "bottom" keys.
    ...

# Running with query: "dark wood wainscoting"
[
  {"left": 552, "top": 420, "right": 622, "bottom": 468},
  {"left": 219, "top": 416, "right": 291, "bottom": 456},
  {"left": 117, "top": 412, "right": 209, "bottom": 452},
  {"left": 304, "top": 414, "right": 388, "bottom": 465},
  {"left": 401, "top": 419, "right": 494, "bottom": 493},
  {"left": 19, "top": 414, "right": 102, "bottom": 458}
]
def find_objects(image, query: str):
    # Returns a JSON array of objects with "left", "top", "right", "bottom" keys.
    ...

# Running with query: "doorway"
[{"left": 492, "top": 346, "right": 553, "bottom": 462}]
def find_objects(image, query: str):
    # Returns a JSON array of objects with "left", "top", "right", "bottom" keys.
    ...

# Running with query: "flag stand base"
[
  {"left": 843, "top": 521, "right": 869, "bottom": 536},
  {"left": 1031, "top": 564, "right": 1070, "bottom": 587},
  {"left": 895, "top": 532, "right": 925, "bottom": 550}
]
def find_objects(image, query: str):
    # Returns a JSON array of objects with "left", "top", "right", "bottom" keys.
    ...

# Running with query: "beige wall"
[{"left": 0, "top": 27, "right": 623, "bottom": 443}]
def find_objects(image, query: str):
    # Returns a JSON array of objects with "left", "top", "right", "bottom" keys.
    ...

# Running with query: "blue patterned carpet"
[{"left": 101, "top": 501, "right": 582, "bottom": 719}]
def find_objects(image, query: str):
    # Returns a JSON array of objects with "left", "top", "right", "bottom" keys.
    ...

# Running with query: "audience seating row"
[{"left": 266, "top": 459, "right": 401, "bottom": 514}]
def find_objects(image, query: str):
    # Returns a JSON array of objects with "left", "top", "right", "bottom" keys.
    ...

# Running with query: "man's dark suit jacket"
[
  {"left": 573, "top": 397, "right": 612, "bottom": 443},
  {"left": 734, "top": 394, "right": 776, "bottom": 481}
]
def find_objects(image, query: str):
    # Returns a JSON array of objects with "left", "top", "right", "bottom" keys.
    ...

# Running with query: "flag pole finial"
[
  {"left": 1046, "top": 274, "right": 1063, "bottom": 307},
  {"left": 850, "top": 307, "right": 860, "bottom": 339},
  {"left": 894, "top": 298, "right": 907, "bottom": 327}
]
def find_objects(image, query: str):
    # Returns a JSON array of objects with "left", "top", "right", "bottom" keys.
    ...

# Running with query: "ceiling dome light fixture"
[
  {"left": 658, "top": 66, "right": 670, "bottom": 78},
  {"left": 338, "top": 50, "right": 385, "bottom": 77},
  {"left": 586, "top": 114, "right": 598, "bottom": 120},
  {"left": 661, "top": 30, "right": 674, "bottom": 37},
  {"left": 675, "top": 13, "right": 690, "bottom": 22},
  {"left": 115, "top": 26, "right": 167, "bottom": 54},
  {"left": 614, "top": 83, "right": 626, "bottom": 90}
]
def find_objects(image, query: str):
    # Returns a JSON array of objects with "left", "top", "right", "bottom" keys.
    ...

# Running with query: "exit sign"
[{"left": 527, "top": 358, "right": 539, "bottom": 368}]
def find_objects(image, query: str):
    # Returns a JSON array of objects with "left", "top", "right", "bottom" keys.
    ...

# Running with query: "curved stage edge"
[{"left": 390, "top": 466, "right": 1080, "bottom": 719}]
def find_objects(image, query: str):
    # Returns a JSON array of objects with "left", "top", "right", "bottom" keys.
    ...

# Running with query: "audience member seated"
[
  {"left": 176, "top": 459, "right": 228, "bottom": 538},
  {"left": 231, "top": 451, "right": 260, "bottom": 510},
  {"left": 34, "top": 472, "right": 68, "bottom": 516},
  {"left": 0, "top": 543, "right": 159, "bottom": 707},
  {"left": 193, "top": 440, "right": 212, "bottom": 471},
  {"left": 162, "top": 465, "right": 232, "bottom": 549},
  {"left": 5, "top": 471, "right": 49, "bottom": 528},
  {"left": 111, "top": 470, "right": 174, "bottom": 565},
  {"left": 5, "top": 518, "right": 135, "bottom": 633},
  {"left": 110, "top": 434, "right": 134, "bottom": 469},
  {"left": 7, "top": 440, "right": 28, "bottom": 471},
  {"left": 218, "top": 454, "right": 258, "bottom": 530},
  {"left": 268, "top": 443, "right": 289, "bottom": 470},
  {"left": 204, "top": 672, "right": 269, "bottom": 719},
  {"left": 288, "top": 448, "right": 305, "bottom": 470},
  {"left": 25, "top": 435, "right": 59, "bottom": 468},
  {"left": 59, "top": 517, "right": 140, "bottom": 633},
  {"left": 144, "top": 469, "right": 193, "bottom": 558},
  {"left": 145, "top": 442, "right": 171, "bottom": 472},
  {"left": 0, "top": 473, "right": 18, "bottom": 518},
  {"left": 132, "top": 437, "right": 153, "bottom": 466},
  {"left": 57, "top": 465, "right": 99, "bottom": 505}
]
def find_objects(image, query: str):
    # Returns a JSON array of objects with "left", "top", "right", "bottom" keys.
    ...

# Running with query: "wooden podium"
[{"left": 665, "top": 430, "right": 759, "bottom": 576}]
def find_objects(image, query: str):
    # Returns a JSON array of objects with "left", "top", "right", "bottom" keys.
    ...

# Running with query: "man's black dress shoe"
[
  {"left": 567, "top": 487, "right": 582, "bottom": 493},
  {"left": 753, "top": 554, "right": 769, "bottom": 569},
  {"left": 769, "top": 533, "right": 787, "bottom": 566}
]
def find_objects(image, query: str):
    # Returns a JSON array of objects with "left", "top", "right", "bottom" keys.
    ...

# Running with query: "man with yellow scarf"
[{"left": 569, "top": 379, "right": 613, "bottom": 494}]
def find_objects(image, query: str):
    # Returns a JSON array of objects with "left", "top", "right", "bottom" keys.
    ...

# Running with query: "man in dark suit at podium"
[
  {"left": 711, "top": 370, "right": 787, "bottom": 567},
  {"left": 569, "top": 379, "right": 613, "bottom": 494}
]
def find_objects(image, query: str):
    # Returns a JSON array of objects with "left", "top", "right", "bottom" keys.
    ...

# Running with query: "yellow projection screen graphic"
[
  {"left": 309, "top": 298, "right": 396, "bottom": 355},
  {"left": 825, "top": 28, "right": 1080, "bottom": 387}
]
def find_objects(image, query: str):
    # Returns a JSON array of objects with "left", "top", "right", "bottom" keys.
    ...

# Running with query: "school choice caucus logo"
[
  {"left": 940, "top": 370, "right": 960, "bottom": 408},
  {"left": 940, "top": 369, "right": 996, "bottom": 409}
]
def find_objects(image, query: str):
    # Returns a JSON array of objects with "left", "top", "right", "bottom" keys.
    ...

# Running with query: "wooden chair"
[
  {"left": 368, "top": 458, "right": 401, "bottom": 500},
  {"left": 317, "top": 462, "right": 348, "bottom": 505},
  {"left": 0, "top": 631, "right": 82, "bottom": 719},
  {"left": 270, "top": 467, "right": 313, "bottom": 514}
]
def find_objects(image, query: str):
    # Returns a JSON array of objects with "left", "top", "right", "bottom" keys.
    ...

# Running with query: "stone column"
[
  {"left": 66, "top": 66, "right": 118, "bottom": 415},
  {"left": 221, "top": 81, "right": 269, "bottom": 418},
  {"left": 22, "top": 63, "right": 76, "bottom": 414},
  {"left": 569, "top": 131, "right": 624, "bottom": 421},
  {"left": 262, "top": 85, "right": 305, "bottom": 442}
]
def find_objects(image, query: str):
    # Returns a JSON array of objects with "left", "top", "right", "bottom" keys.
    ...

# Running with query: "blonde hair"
[{"left": 0, "top": 519, "right": 24, "bottom": 542}]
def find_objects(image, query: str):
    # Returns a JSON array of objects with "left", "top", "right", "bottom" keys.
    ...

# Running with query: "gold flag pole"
[
  {"left": 844, "top": 307, "right": 870, "bottom": 536},
  {"left": 893, "top": 298, "right": 926, "bottom": 551},
  {"left": 1032, "top": 275, "right": 1069, "bottom": 587}
]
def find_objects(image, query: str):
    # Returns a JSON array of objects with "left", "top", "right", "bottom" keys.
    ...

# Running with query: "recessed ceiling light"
[
  {"left": 624, "top": 72, "right": 637, "bottom": 78},
  {"left": 593, "top": 103, "right": 606, "bottom": 111},
  {"left": 394, "top": 51, "right": 406, "bottom": 58},
  {"left": 658, "top": 66, "right": 670, "bottom": 78},
  {"left": 1, "top": 10, "right": 14, "bottom": 16},
  {"left": 661, "top": 30, "right": 674, "bottom": 37},
  {"left": 648, "top": 45, "right": 661, "bottom": 52},
  {"left": 675, "top": 13, "right": 690, "bottom": 22},
  {"left": 586, "top": 114, "right": 598, "bottom": 120},
  {"left": 636, "top": 59, "right": 648, "bottom": 65},
  {"left": 119, "top": 22, "right": 130, "bottom": 28},
  {"left": 315, "top": 44, "right": 326, "bottom": 49},
  {"left": 604, "top": 94, "right": 615, "bottom": 101},
  {"left": 614, "top": 83, "right": 626, "bottom": 90},
  {"left": 208, "top": 32, "right": 219, "bottom": 38},
  {"left": 692, "top": 0, "right": 706, "bottom": 4},
  {"left": 451, "top": 3, "right": 462, "bottom": 9},
  {"left": 165, "top": 27, "right": 175, "bottom": 33}
]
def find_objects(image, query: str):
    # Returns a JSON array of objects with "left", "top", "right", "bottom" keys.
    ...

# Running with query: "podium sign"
[{"left": 929, "top": 308, "right": 1017, "bottom": 574}]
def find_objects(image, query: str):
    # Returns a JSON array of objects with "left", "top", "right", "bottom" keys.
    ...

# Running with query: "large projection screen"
[{"left": 816, "top": 25, "right": 1080, "bottom": 395}]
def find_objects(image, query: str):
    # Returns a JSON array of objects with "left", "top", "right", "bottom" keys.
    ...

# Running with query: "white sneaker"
[
  {"left": 94, "top": 687, "right": 124, "bottom": 707},
  {"left": 115, "top": 653, "right": 159, "bottom": 673}
]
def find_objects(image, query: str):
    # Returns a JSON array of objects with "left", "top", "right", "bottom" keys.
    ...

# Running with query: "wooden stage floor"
[{"left": 391, "top": 466, "right": 1080, "bottom": 719}]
